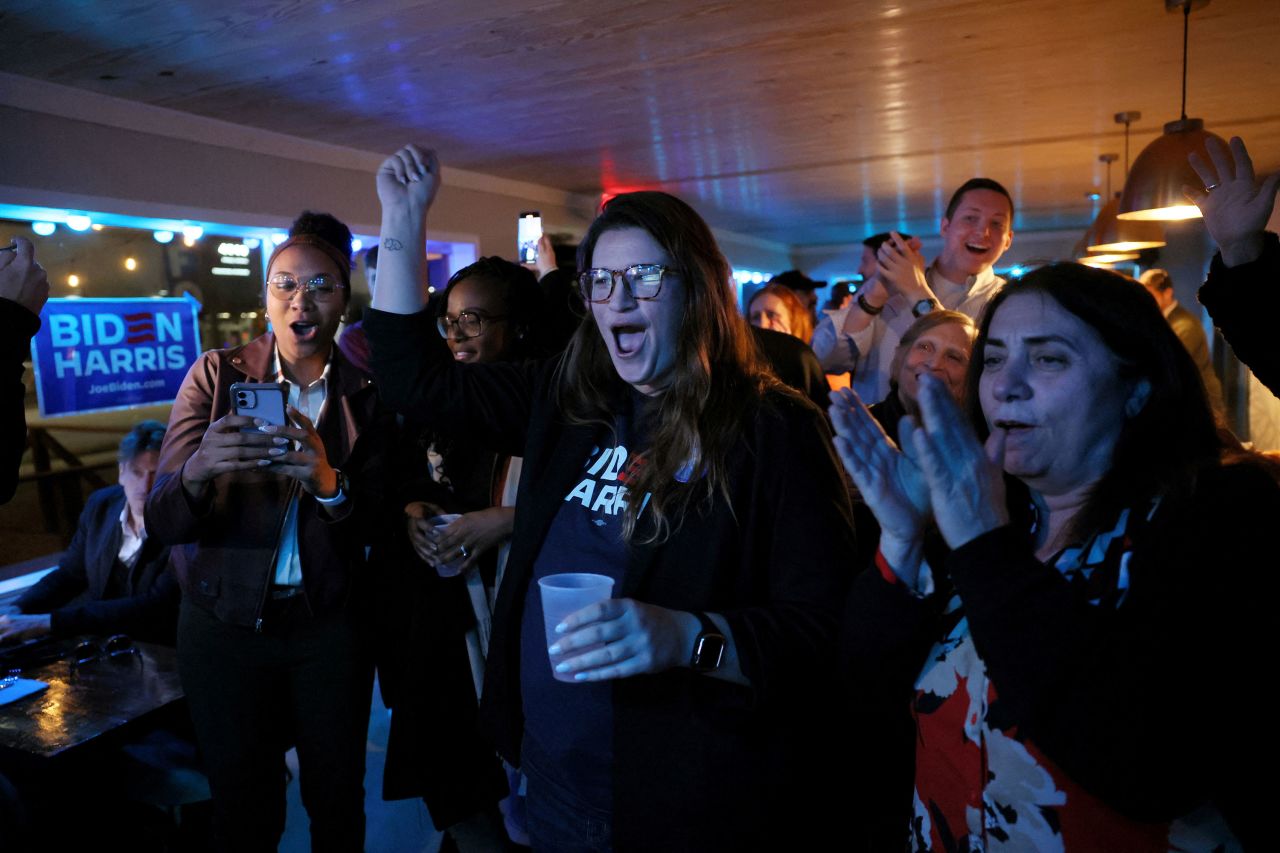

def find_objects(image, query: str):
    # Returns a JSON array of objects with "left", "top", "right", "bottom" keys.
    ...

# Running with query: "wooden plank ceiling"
[{"left": 1, "top": 0, "right": 1277, "bottom": 246}]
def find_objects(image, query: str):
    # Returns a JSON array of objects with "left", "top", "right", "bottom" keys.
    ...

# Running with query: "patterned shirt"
[{"left": 908, "top": 505, "right": 1241, "bottom": 852}]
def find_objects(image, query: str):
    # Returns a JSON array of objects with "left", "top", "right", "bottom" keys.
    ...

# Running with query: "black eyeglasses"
[
  {"left": 436, "top": 311, "right": 507, "bottom": 340},
  {"left": 577, "top": 264, "right": 672, "bottom": 304},
  {"left": 70, "top": 634, "right": 140, "bottom": 671},
  {"left": 267, "top": 273, "right": 347, "bottom": 301}
]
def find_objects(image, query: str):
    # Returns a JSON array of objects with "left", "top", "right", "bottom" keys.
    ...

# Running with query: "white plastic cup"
[
  {"left": 427, "top": 514, "right": 464, "bottom": 577},
  {"left": 537, "top": 572, "right": 615, "bottom": 682}
]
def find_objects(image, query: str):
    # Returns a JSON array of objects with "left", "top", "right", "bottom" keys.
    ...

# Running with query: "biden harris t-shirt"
[{"left": 520, "top": 392, "right": 655, "bottom": 816}]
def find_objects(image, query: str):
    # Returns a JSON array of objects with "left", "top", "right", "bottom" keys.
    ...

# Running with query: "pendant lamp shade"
[
  {"left": 1080, "top": 252, "right": 1140, "bottom": 267},
  {"left": 1118, "top": 118, "right": 1226, "bottom": 221},
  {"left": 1071, "top": 235, "right": 1137, "bottom": 267},
  {"left": 1086, "top": 196, "right": 1167, "bottom": 251}
]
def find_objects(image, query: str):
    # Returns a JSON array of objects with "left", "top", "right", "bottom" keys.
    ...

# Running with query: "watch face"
[
  {"left": 913, "top": 298, "right": 938, "bottom": 317},
  {"left": 692, "top": 633, "right": 726, "bottom": 672}
]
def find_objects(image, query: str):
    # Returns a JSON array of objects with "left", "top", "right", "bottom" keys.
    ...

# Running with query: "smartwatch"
[
  {"left": 911, "top": 297, "right": 939, "bottom": 318},
  {"left": 316, "top": 469, "right": 350, "bottom": 506},
  {"left": 689, "top": 611, "right": 726, "bottom": 673}
]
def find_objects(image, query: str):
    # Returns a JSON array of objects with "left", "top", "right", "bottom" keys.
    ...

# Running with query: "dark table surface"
[{"left": 0, "top": 638, "right": 183, "bottom": 759}]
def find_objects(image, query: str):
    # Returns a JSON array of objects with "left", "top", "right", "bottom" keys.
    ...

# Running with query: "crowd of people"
[{"left": 1, "top": 132, "right": 1278, "bottom": 852}]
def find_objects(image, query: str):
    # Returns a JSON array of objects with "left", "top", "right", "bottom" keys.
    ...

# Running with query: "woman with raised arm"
[
  {"left": 833, "top": 262, "right": 1276, "bottom": 850},
  {"left": 1189, "top": 134, "right": 1280, "bottom": 397},
  {"left": 365, "top": 145, "right": 855, "bottom": 851},
  {"left": 377, "top": 256, "right": 544, "bottom": 851}
]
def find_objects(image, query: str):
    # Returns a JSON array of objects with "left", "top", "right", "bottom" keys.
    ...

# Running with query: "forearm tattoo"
[{"left": 383, "top": 238, "right": 404, "bottom": 251}]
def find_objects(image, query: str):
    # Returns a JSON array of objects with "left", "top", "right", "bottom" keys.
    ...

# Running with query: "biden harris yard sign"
[{"left": 31, "top": 296, "right": 203, "bottom": 417}]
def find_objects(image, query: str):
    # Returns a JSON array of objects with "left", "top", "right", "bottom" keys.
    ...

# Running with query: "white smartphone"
[{"left": 518, "top": 211, "right": 542, "bottom": 264}]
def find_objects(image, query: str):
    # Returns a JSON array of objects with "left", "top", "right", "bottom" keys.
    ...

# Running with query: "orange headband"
[{"left": 267, "top": 234, "right": 352, "bottom": 290}]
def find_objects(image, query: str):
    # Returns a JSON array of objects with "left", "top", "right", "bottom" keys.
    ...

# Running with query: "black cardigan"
[
  {"left": 844, "top": 461, "right": 1279, "bottom": 849},
  {"left": 366, "top": 307, "right": 858, "bottom": 851}
]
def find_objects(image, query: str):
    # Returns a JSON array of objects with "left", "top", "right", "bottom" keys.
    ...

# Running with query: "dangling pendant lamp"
[
  {"left": 1072, "top": 233, "right": 1138, "bottom": 267},
  {"left": 1081, "top": 252, "right": 1141, "bottom": 267},
  {"left": 1085, "top": 114, "right": 1166, "bottom": 251},
  {"left": 1118, "top": 0, "right": 1225, "bottom": 221}
]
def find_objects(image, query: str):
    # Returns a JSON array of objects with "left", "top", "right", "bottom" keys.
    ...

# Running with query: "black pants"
[{"left": 177, "top": 598, "right": 373, "bottom": 853}]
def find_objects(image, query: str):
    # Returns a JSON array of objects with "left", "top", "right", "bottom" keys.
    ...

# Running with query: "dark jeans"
[
  {"left": 524, "top": 760, "right": 612, "bottom": 853},
  {"left": 177, "top": 598, "right": 373, "bottom": 853}
]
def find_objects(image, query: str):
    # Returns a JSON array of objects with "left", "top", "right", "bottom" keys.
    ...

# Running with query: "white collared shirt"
[
  {"left": 118, "top": 503, "right": 146, "bottom": 568},
  {"left": 271, "top": 347, "right": 331, "bottom": 588}
]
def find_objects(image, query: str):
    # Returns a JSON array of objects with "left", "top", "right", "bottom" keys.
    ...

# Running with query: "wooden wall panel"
[{"left": 1, "top": 0, "right": 1277, "bottom": 246}]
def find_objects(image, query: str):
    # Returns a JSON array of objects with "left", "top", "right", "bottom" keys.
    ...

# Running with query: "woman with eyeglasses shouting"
[
  {"left": 146, "top": 211, "right": 396, "bottom": 852},
  {"left": 365, "top": 145, "right": 855, "bottom": 852}
]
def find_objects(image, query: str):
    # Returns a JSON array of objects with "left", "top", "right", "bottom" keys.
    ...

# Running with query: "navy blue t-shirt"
[{"left": 520, "top": 396, "right": 653, "bottom": 816}]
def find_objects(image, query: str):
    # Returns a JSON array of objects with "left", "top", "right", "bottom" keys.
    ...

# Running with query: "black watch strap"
[
  {"left": 689, "top": 611, "right": 726, "bottom": 673},
  {"left": 856, "top": 291, "right": 885, "bottom": 315}
]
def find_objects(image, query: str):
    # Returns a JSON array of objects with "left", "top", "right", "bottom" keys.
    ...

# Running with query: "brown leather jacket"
[{"left": 145, "top": 333, "right": 396, "bottom": 629}]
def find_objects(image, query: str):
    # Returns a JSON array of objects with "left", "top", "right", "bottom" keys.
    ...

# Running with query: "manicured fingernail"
[
  {"left": 254, "top": 418, "right": 266, "bottom": 426},
  {"left": 268, "top": 448, "right": 286, "bottom": 456},
  {"left": 574, "top": 673, "right": 588, "bottom": 681},
  {"left": 262, "top": 425, "right": 279, "bottom": 433},
  {"left": 273, "top": 437, "right": 289, "bottom": 445},
  {"left": 548, "top": 643, "right": 562, "bottom": 655},
  {"left": 257, "top": 459, "right": 272, "bottom": 466},
  {"left": 554, "top": 662, "right": 570, "bottom": 673},
  {"left": 554, "top": 622, "right": 568, "bottom": 634}
]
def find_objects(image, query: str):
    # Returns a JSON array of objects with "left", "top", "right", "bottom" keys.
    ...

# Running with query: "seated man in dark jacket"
[{"left": 0, "top": 420, "right": 178, "bottom": 643}]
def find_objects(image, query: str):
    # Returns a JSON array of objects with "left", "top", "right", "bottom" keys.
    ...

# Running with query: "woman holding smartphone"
[{"left": 146, "top": 212, "right": 395, "bottom": 852}]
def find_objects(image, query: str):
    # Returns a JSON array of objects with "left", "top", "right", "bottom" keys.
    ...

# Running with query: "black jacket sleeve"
[
  {"left": 947, "top": 462, "right": 1280, "bottom": 827},
  {"left": 15, "top": 545, "right": 89, "bottom": 615},
  {"left": 1198, "top": 231, "right": 1280, "bottom": 397},
  {"left": 365, "top": 307, "right": 544, "bottom": 458},
  {"left": 717, "top": 397, "right": 856, "bottom": 706},
  {"left": 535, "top": 267, "right": 583, "bottom": 355},
  {"left": 47, "top": 568, "right": 178, "bottom": 642},
  {"left": 0, "top": 298, "right": 39, "bottom": 505}
]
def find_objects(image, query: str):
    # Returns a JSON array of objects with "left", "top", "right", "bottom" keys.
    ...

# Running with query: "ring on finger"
[{"left": 459, "top": 544, "right": 469, "bottom": 558}]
